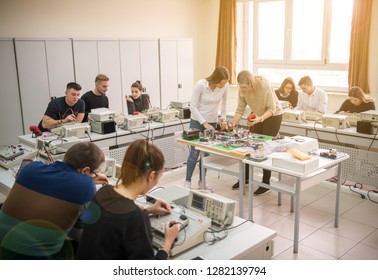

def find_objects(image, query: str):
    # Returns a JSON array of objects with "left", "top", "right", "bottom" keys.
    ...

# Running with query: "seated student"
[
  {"left": 125, "top": 80, "right": 151, "bottom": 114},
  {"left": 335, "top": 86, "right": 375, "bottom": 114},
  {"left": 38, "top": 82, "right": 85, "bottom": 132},
  {"left": 0, "top": 142, "right": 108, "bottom": 260},
  {"left": 275, "top": 77, "right": 299, "bottom": 108},
  {"left": 81, "top": 74, "right": 110, "bottom": 122},
  {"left": 295, "top": 76, "right": 328, "bottom": 113},
  {"left": 76, "top": 139, "right": 180, "bottom": 260}
]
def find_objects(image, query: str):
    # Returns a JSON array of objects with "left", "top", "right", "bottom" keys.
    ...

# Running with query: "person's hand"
[
  {"left": 162, "top": 221, "right": 180, "bottom": 252},
  {"left": 64, "top": 114, "right": 77, "bottom": 123},
  {"left": 247, "top": 116, "right": 263, "bottom": 127},
  {"left": 93, "top": 172, "right": 109, "bottom": 186},
  {"left": 219, "top": 120, "right": 228, "bottom": 131},
  {"left": 150, "top": 199, "right": 172, "bottom": 215},
  {"left": 203, "top": 122, "right": 215, "bottom": 131},
  {"left": 125, "top": 95, "right": 133, "bottom": 102}
]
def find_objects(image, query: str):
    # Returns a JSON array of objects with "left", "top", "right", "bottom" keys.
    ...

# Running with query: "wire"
[
  {"left": 313, "top": 121, "right": 321, "bottom": 140},
  {"left": 367, "top": 125, "right": 378, "bottom": 151},
  {"left": 85, "top": 130, "right": 92, "bottom": 142},
  {"left": 367, "top": 190, "right": 378, "bottom": 204}
]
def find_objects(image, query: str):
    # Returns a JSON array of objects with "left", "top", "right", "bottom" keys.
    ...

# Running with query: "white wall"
[
  {"left": 0, "top": 0, "right": 220, "bottom": 82},
  {"left": 0, "top": 0, "right": 377, "bottom": 114}
]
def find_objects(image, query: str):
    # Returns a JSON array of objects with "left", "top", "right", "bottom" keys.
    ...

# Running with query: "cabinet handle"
[{"left": 178, "top": 84, "right": 182, "bottom": 89}]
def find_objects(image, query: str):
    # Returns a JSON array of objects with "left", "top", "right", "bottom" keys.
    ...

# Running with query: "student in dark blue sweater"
[{"left": 76, "top": 139, "right": 180, "bottom": 260}]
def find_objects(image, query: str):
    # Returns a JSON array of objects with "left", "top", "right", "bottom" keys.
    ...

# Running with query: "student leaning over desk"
[
  {"left": 0, "top": 142, "right": 108, "bottom": 260},
  {"left": 335, "top": 86, "right": 375, "bottom": 114},
  {"left": 76, "top": 139, "right": 180, "bottom": 260},
  {"left": 230, "top": 70, "right": 283, "bottom": 195},
  {"left": 184, "top": 66, "right": 230, "bottom": 191}
]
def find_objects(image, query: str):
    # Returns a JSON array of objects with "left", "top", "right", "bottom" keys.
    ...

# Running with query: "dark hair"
[
  {"left": 131, "top": 80, "right": 143, "bottom": 91},
  {"left": 66, "top": 82, "right": 82, "bottom": 91},
  {"left": 118, "top": 139, "right": 165, "bottom": 186},
  {"left": 278, "top": 77, "right": 298, "bottom": 94},
  {"left": 63, "top": 142, "right": 104, "bottom": 172},
  {"left": 206, "top": 66, "right": 230, "bottom": 84}
]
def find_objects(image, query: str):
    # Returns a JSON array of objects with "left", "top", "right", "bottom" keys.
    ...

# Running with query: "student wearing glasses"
[
  {"left": 76, "top": 139, "right": 180, "bottom": 260},
  {"left": 38, "top": 82, "right": 85, "bottom": 132},
  {"left": 0, "top": 142, "right": 108, "bottom": 259},
  {"left": 275, "top": 77, "right": 299, "bottom": 108}
]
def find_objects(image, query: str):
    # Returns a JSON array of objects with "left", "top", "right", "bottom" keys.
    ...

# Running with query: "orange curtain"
[
  {"left": 216, "top": 0, "right": 237, "bottom": 84},
  {"left": 348, "top": 0, "right": 372, "bottom": 92}
]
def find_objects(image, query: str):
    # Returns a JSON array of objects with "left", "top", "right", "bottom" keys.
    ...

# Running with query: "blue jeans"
[{"left": 185, "top": 119, "right": 216, "bottom": 182}]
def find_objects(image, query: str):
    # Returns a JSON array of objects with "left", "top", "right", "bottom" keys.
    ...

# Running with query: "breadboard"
[{"left": 0, "top": 145, "right": 38, "bottom": 169}]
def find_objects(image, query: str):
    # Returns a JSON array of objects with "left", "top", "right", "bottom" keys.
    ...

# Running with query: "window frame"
[{"left": 237, "top": 0, "right": 352, "bottom": 92}]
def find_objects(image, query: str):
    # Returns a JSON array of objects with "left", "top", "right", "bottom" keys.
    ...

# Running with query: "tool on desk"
[
  {"left": 187, "top": 189, "right": 236, "bottom": 229},
  {"left": 322, "top": 113, "right": 349, "bottom": 129},
  {"left": 150, "top": 205, "right": 211, "bottom": 256},
  {"left": 121, "top": 114, "right": 147, "bottom": 130},
  {"left": 0, "top": 145, "right": 37, "bottom": 169},
  {"left": 155, "top": 108, "right": 179, "bottom": 123},
  {"left": 51, "top": 122, "right": 91, "bottom": 139},
  {"left": 182, "top": 130, "right": 200, "bottom": 140},
  {"left": 29, "top": 125, "right": 43, "bottom": 137}
]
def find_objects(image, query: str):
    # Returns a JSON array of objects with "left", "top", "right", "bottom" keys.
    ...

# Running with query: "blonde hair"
[{"left": 95, "top": 74, "right": 109, "bottom": 83}]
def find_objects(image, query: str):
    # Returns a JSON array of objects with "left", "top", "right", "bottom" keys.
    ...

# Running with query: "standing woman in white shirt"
[
  {"left": 296, "top": 76, "right": 328, "bottom": 113},
  {"left": 185, "top": 66, "right": 229, "bottom": 190}
]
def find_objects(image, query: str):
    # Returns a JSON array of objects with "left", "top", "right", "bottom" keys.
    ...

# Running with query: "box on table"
[
  {"left": 290, "top": 136, "right": 319, "bottom": 153},
  {"left": 271, "top": 152, "right": 319, "bottom": 173}
]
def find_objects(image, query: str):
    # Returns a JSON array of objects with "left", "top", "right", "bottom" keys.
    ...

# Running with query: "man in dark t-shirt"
[
  {"left": 38, "top": 82, "right": 85, "bottom": 132},
  {"left": 81, "top": 74, "right": 110, "bottom": 122}
]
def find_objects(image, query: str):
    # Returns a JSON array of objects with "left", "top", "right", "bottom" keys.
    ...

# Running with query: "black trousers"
[{"left": 245, "top": 114, "right": 283, "bottom": 184}]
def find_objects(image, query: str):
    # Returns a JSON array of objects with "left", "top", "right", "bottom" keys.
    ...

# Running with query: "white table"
[
  {"left": 243, "top": 152, "right": 350, "bottom": 253},
  {"left": 176, "top": 138, "right": 248, "bottom": 217},
  {"left": 172, "top": 216, "right": 276, "bottom": 260}
]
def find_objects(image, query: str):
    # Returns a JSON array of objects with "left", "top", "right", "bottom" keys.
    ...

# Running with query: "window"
[{"left": 237, "top": 0, "right": 354, "bottom": 92}]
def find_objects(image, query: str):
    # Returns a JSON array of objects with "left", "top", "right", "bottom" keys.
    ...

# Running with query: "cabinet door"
[
  {"left": 120, "top": 40, "right": 142, "bottom": 114},
  {"left": 177, "top": 39, "right": 193, "bottom": 102},
  {"left": 159, "top": 39, "right": 179, "bottom": 109},
  {"left": 15, "top": 39, "right": 50, "bottom": 132},
  {"left": 72, "top": 40, "right": 99, "bottom": 92},
  {"left": 45, "top": 39, "right": 75, "bottom": 98},
  {"left": 98, "top": 40, "right": 123, "bottom": 114},
  {"left": 140, "top": 39, "right": 160, "bottom": 109},
  {"left": 0, "top": 39, "right": 23, "bottom": 144}
]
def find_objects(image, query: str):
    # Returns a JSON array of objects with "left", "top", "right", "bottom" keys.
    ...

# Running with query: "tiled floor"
[{"left": 157, "top": 163, "right": 378, "bottom": 260}]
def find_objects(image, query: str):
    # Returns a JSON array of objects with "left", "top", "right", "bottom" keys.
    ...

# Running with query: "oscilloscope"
[{"left": 187, "top": 189, "right": 236, "bottom": 229}]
